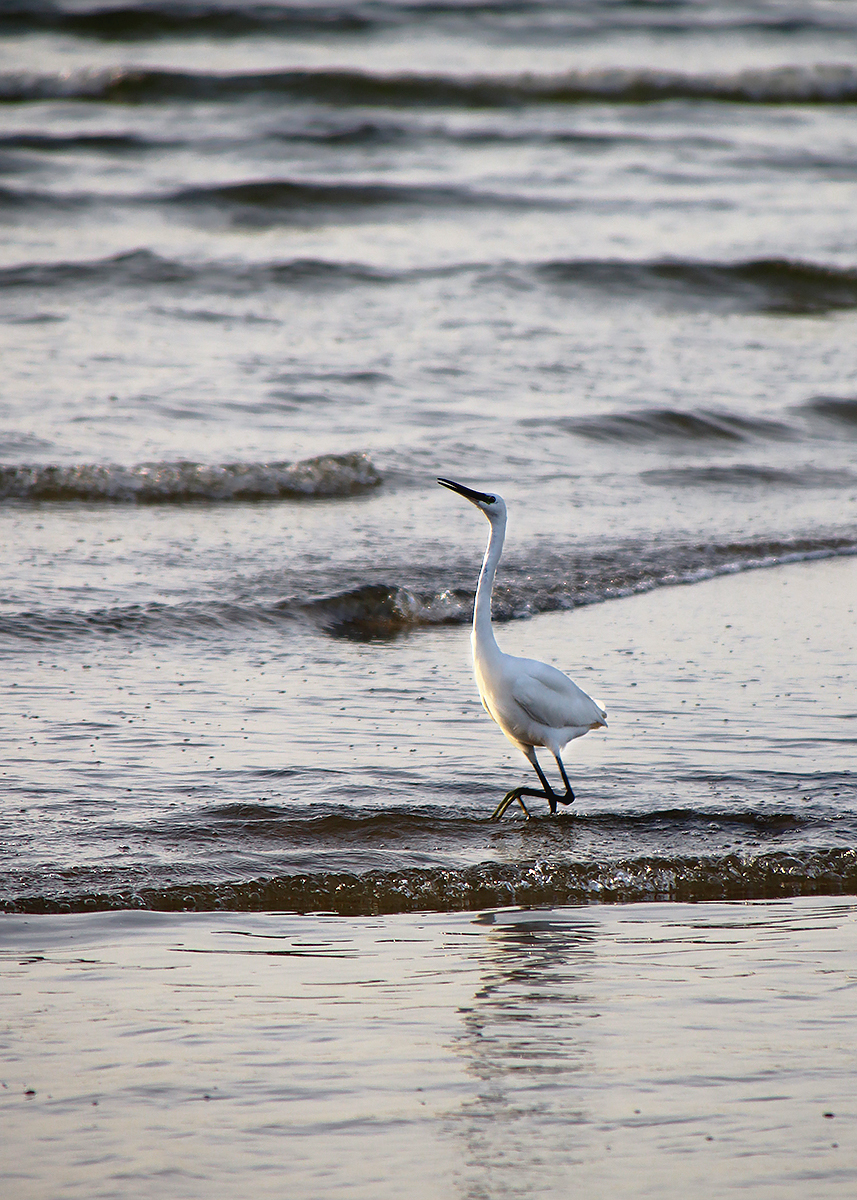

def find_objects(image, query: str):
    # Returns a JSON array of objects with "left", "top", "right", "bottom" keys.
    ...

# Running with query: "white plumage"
[{"left": 439, "top": 477, "right": 606, "bottom": 819}]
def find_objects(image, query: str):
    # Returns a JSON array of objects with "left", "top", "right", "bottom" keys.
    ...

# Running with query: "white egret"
[{"left": 438, "top": 478, "right": 606, "bottom": 819}]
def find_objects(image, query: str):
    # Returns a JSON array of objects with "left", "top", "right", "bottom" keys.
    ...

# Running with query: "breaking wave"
[
  {"left": 2, "top": 535, "right": 856, "bottom": 643},
  {"left": 0, "top": 452, "right": 381, "bottom": 503},
  {"left": 4, "top": 848, "right": 856, "bottom": 915},
  {"left": 310, "top": 538, "right": 857, "bottom": 637}
]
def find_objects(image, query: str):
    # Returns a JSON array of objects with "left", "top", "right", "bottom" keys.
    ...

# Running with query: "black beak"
[{"left": 437, "top": 477, "right": 495, "bottom": 505}]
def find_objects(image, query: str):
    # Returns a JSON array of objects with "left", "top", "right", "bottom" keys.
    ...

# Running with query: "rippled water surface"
[
  {"left": 2, "top": 554, "right": 856, "bottom": 912},
  {"left": 2, "top": 898, "right": 856, "bottom": 1199},
  {"left": 2, "top": 0, "right": 857, "bottom": 905}
]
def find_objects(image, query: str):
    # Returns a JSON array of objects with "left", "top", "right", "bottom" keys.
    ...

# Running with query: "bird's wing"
[{"left": 510, "top": 659, "right": 605, "bottom": 731}]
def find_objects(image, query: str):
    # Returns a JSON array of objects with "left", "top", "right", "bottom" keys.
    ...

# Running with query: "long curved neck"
[{"left": 472, "top": 512, "right": 505, "bottom": 657}]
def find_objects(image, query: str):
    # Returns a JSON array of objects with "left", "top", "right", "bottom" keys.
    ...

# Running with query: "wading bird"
[{"left": 438, "top": 478, "right": 606, "bottom": 819}]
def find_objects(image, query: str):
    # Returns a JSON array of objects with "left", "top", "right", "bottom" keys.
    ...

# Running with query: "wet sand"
[{"left": 1, "top": 898, "right": 856, "bottom": 1199}]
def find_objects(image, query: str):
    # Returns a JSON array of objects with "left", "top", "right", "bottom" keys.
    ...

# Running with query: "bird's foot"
[
  {"left": 546, "top": 788, "right": 574, "bottom": 815},
  {"left": 490, "top": 788, "right": 533, "bottom": 821}
]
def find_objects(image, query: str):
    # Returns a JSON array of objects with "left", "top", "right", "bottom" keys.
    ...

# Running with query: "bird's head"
[{"left": 437, "top": 477, "right": 506, "bottom": 523}]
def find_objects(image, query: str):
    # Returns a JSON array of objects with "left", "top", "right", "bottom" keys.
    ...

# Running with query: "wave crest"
[
  {"left": 2, "top": 536, "right": 855, "bottom": 644},
  {"left": 0, "top": 3, "right": 372, "bottom": 39},
  {"left": 306, "top": 582, "right": 471, "bottom": 638},
  {"left": 643, "top": 465, "right": 857, "bottom": 488},
  {"left": 535, "top": 258, "right": 857, "bottom": 314},
  {"left": 0, "top": 452, "right": 381, "bottom": 503},
  {"left": 2, "top": 63, "right": 857, "bottom": 107},
  {"left": 4, "top": 849, "right": 856, "bottom": 914},
  {"left": 2, "top": 1, "right": 856, "bottom": 44},
  {"left": 6, "top": 253, "right": 856, "bottom": 316},
  {"left": 0, "top": 249, "right": 395, "bottom": 292},
  {"left": 529, "top": 407, "right": 794, "bottom": 445},
  {"left": 803, "top": 396, "right": 857, "bottom": 426}
]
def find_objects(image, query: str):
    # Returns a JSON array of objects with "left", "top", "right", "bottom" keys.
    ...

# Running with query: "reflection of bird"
[{"left": 438, "top": 478, "right": 606, "bottom": 819}]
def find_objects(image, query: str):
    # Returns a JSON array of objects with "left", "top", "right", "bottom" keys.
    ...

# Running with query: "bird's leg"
[
  {"left": 552, "top": 753, "right": 575, "bottom": 807},
  {"left": 489, "top": 750, "right": 575, "bottom": 820},
  {"left": 490, "top": 787, "right": 545, "bottom": 821},
  {"left": 526, "top": 750, "right": 564, "bottom": 815},
  {"left": 523, "top": 749, "right": 575, "bottom": 814}
]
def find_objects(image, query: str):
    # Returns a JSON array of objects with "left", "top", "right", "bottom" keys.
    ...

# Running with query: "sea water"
[
  {"left": 1, "top": 4, "right": 857, "bottom": 1191},
  {"left": 2, "top": 0, "right": 856, "bottom": 909}
]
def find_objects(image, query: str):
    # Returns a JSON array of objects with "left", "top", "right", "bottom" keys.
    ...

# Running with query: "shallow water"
[
  {"left": 2, "top": 897, "right": 856, "bottom": 1200},
  {"left": 2, "top": 554, "right": 855, "bottom": 913}
]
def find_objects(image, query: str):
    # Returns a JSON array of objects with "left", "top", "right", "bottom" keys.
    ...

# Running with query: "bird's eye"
[{"left": 486, "top": 496, "right": 496, "bottom": 504}]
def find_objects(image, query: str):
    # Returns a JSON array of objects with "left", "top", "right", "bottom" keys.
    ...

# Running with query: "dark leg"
[
  {"left": 490, "top": 786, "right": 544, "bottom": 821},
  {"left": 527, "top": 748, "right": 575, "bottom": 813},
  {"left": 552, "top": 754, "right": 575, "bottom": 806},
  {"left": 527, "top": 751, "right": 561, "bottom": 815},
  {"left": 489, "top": 748, "right": 575, "bottom": 820}
]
